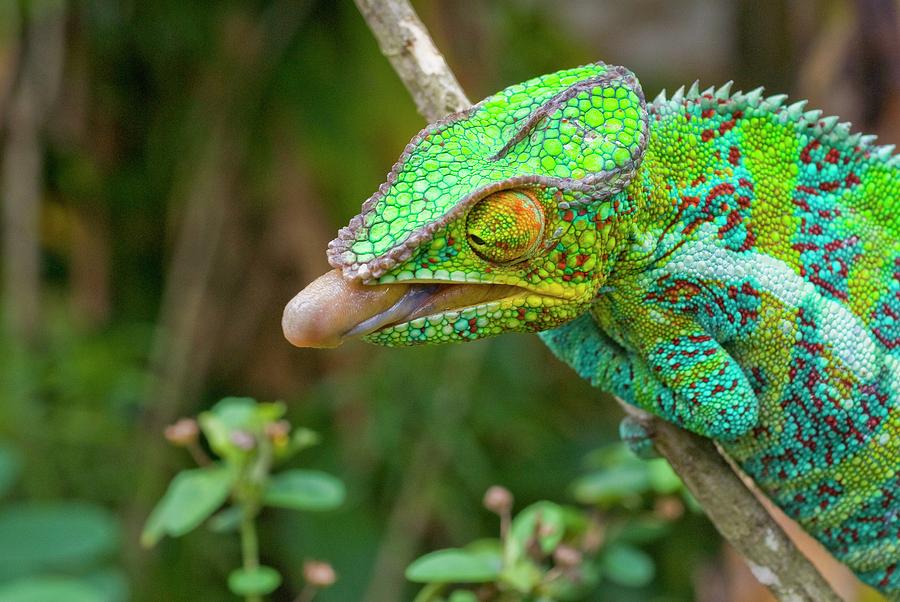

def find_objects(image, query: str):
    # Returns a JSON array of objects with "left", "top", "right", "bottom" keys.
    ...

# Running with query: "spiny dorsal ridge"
[
  {"left": 860, "top": 134, "right": 879, "bottom": 147},
  {"left": 833, "top": 121, "right": 852, "bottom": 138},
  {"left": 787, "top": 100, "right": 808, "bottom": 119},
  {"left": 765, "top": 93, "right": 788, "bottom": 109},
  {"left": 875, "top": 144, "right": 896, "bottom": 161},
  {"left": 687, "top": 80, "right": 700, "bottom": 99},
  {"left": 714, "top": 81, "right": 733, "bottom": 100},
  {"left": 744, "top": 86, "right": 764, "bottom": 105},
  {"left": 803, "top": 109, "right": 823, "bottom": 124}
]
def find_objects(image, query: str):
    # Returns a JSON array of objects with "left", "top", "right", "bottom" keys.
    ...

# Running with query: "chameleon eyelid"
[{"left": 465, "top": 189, "right": 547, "bottom": 265}]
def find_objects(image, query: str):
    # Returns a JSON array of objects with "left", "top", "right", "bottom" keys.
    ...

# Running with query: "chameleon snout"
[{"left": 282, "top": 269, "right": 409, "bottom": 348}]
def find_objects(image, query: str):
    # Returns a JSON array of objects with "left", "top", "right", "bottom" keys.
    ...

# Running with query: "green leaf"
[
  {"left": 262, "top": 469, "right": 345, "bottom": 512},
  {"left": 255, "top": 401, "right": 286, "bottom": 423},
  {"left": 141, "top": 465, "right": 234, "bottom": 547},
  {"left": 600, "top": 543, "right": 655, "bottom": 588},
  {"left": 647, "top": 460, "right": 682, "bottom": 494},
  {"left": 0, "top": 442, "right": 22, "bottom": 498},
  {"left": 571, "top": 466, "right": 651, "bottom": 506},
  {"left": 461, "top": 538, "right": 502, "bottom": 555},
  {"left": 82, "top": 568, "right": 129, "bottom": 602},
  {"left": 290, "top": 427, "right": 321, "bottom": 452},
  {"left": 508, "top": 501, "right": 564, "bottom": 560},
  {"left": 448, "top": 590, "right": 479, "bottom": 602},
  {"left": 615, "top": 517, "right": 672, "bottom": 545},
  {"left": 209, "top": 396, "right": 258, "bottom": 424},
  {"left": 498, "top": 559, "right": 542, "bottom": 594},
  {"left": 544, "top": 560, "right": 602, "bottom": 601},
  {"left": 0, "top": 577, "right": 105, "bottom": 602},
  {"left": 206, "top": 397, "right": 286, "bottom": 430},
  {"left": 0, "top": 502, "right": 119, "bottom": 581},
  {"left": 199, "top": 398, "right": 257, "bottom": 459},
  {"left": 582, "top": 444, "right": 638, "bottom": 469},
  {"left": 406, "top": 548, "right": 501, "bottom": 584},
  {"left": 227, "top": 566, "right": 282, "bottom": 596},
  {"left": 207, "top": 505, "right": 243, "bottom": 533},
  {"left": 412, "top": 582, "right": 447, "bottom": 602},
  {"left": 273, "top": 427, "right": 320, "bottom": 462}
]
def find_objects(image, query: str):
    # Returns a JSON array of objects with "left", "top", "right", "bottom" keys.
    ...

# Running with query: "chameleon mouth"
[
  {"left": 343, "top": 281, "right": 524, "bottom": 338},
  {"left": 282, "top": 269, "right": 527, "bottom": 348}
]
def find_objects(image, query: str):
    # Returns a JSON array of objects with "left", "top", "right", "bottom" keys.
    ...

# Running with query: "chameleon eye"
[{"left": 465, "top": 190, "right": 545, "bottom": 264}]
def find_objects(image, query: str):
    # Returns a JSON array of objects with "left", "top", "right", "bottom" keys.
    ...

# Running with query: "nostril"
[{"left": 469, "top": 234, "right": 486, "bottom": 245}]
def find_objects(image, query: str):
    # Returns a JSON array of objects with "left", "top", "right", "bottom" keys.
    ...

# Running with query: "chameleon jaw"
[{"left": 282, "top": 269, "right": 541, "bottom": 348}]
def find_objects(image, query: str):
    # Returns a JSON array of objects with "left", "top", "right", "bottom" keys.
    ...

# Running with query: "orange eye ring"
[{"left": 465, "top": 189, "right": 545, "bottom": 264}]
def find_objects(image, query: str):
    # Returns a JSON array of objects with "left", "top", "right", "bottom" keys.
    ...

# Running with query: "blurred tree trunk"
[
  {"left": 126, "top": 2, "right": 313, "bottom": 587},
  {"left": 68, "top": 203, "right": 112, "bottom": 327},
  {"left": 53, "top": 26, "right": 113, "bottom": 328},
  {"left": 0, "top": 2, "right": 19, "bottom": 121},
  {"left": 1, "top": 0, "right": 66, "bottom": 346},
  {"left": 797, "top": 0, "right": 900, "bottom": 141},
  {"left": 735, "top": 0, "right": 792, "bottom": 92}
]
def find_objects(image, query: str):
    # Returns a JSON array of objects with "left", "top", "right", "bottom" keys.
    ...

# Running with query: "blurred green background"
[{"left": 0, "top": 0, "right": 896, "bottom": 600}]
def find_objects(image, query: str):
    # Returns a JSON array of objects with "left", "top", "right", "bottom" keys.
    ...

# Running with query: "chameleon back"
[{"left": 637, "top": 89, "right": 900, "bottom": 595}]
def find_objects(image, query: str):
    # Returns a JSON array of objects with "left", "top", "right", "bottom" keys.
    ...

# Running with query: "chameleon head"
[{"left": 284, "top": 62, "right": 649, "bottom": 348}]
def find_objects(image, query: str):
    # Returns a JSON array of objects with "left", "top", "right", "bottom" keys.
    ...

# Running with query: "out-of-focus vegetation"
[
  {"left": 144, "top": 397, "right": 345, "bottom": 601},
  {"left": 406, "top": 450, "right": 694, "bottom": 602},
  {"left": 0, "top": 0, "right": 896, "bottom": 600}
]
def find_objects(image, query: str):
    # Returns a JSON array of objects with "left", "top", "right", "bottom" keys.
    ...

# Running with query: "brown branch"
[
  {"left": 352, "top": 0, "right": 470, "bottom": 120},
  {"left": 619, "top": 403, "right": 841, "bottom": 602},
  {"left": 354, "top": 1, "right": 842, "bottom": 601}
]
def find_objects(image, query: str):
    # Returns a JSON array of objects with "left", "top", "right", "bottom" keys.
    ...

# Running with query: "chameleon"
[{"left": 282, "top": 62, "right": 900, "bottom": 598}]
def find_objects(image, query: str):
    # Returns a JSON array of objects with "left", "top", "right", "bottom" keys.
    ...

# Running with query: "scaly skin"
[{"left": 291, "top": 62, "right": 900, "bottom": 597}]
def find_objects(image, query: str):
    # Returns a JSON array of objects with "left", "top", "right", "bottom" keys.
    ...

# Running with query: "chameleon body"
[{"left": 283, "top": 63, "right": 900, "bottom": 596}]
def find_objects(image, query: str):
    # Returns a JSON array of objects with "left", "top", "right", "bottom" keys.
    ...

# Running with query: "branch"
[
  {"left": 619, "top": 403, "right": 841, "bottom": 601},
  {"left": 352, "top": 0, "right": 469, "bottom": 120},
  {"left": 354, "top": 2, "right": 842, "bottom": 601}
]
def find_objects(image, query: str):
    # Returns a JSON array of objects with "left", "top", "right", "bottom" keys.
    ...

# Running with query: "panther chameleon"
[{"left": 282, "top": 62, "right": 900, "bottom": 598}]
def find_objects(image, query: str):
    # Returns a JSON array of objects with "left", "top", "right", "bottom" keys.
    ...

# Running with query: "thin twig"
[
  {"left": 353, "top": 1, "right": 842, "bottom": 600},
  {"left": 352, "top": 0, "right": 470, "bottom": 120}
]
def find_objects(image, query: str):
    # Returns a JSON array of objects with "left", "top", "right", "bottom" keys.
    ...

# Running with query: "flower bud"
[
  {"left": 482, "top": 485, "right": 513, "bottom": 515},
  {"left": 553, "top": 544, "right": 582, "bottom": 568},
  {"left": 164, "top": 418, "right": 199, "bottom": 446},
  {"left": 537, "top": 519, "right": 558, "bottom": 540},
  {"left": 265, "top": 419, "right": 291, "bottom": 446},
  {"left": 654, "top": 495, "right": 685, "bottom": 520},
  {"left": 229, "top": 430, "right": 256, "bottom": 451},
  {"left": 303, "top": 560, "right": 337, "bottom": 588}
]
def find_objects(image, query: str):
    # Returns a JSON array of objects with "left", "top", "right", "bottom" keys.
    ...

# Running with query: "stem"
[
  {"left": 240, "top": 503, "right": 262, "bottom": 602},
  {"left": 238, "top": 434, "right": 272, "bottom": 602},
  {"left": 187, "top": 442, "right": 212, "bottom": 466},
  {"left": 293, "top": 584, "right": 316, "bottom": 602}
]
